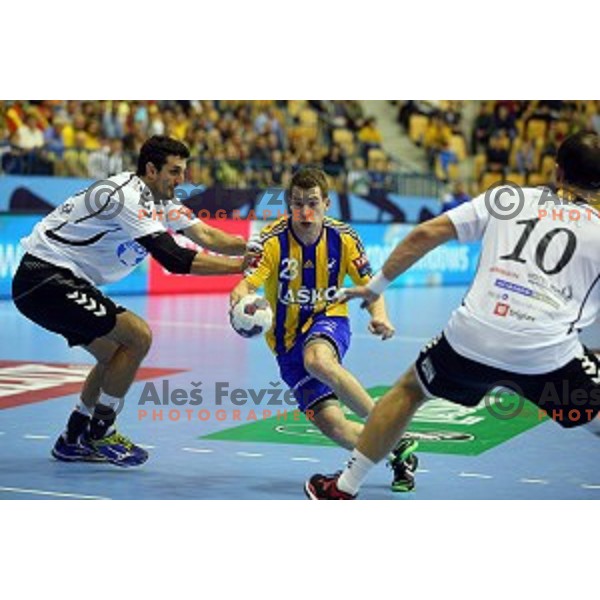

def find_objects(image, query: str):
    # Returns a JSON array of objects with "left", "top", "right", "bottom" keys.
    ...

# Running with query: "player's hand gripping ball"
[{"left": 230, "top": 294, "right": 273, "bottom": 338}]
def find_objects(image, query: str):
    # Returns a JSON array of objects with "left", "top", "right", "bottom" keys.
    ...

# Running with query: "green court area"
[{"left": 201, "top": 386, "right": 547, "bottom": 456}]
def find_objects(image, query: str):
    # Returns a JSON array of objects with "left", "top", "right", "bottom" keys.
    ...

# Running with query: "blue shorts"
[{"left": 276, "top": 316, "right": 351, "bottom": 413}]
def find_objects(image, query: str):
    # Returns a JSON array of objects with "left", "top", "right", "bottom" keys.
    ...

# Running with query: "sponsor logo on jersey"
[
  {"left": 490, "top": 266, "right": 519, "bottom": 279},
  {"left": 277, "top": 284, "right": 339, "bottom": 306},
  {"left": 527, "top": 273, "right": 573, "bottom": 304},
  {"left": 352, "top": 254, "right": 372, "bottom": 278},
  {"left": 493, "top": 301, "right": 535, "bottom": 322},
  {"left": 494, "top": 278, "right": 560, "bottom": 309},
  {"left": 117, "top": 240, "right": 148, "bottom": 267},
  {"left": 493, "top": 302, "right": 510, "bottom": 317}
]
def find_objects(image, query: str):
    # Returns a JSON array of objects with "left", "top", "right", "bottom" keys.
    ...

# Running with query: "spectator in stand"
[
  {"left": 515, "top": 138, "right": 537, "bottom": 176},
  {"left": 62, "top": 113, "right": 87, "bottom": 148},
  {"left": 44, "top": 116, "right": 67, "bottom": 159},
  {"left": 102, "top": 101, "right": 124, "bottom": 139},
  {"left": 323, "top": 144, "right": 346, "bottom": 177},
  {"left": 442, "top": 101, "right": 463, "bottom": 135},
  {"left": 63, "top": 132, "right": 90, "bottom": 177},
  {"left": 16, "top": 113, "right": 44, "bottom": 151},
  {"left": 358, "top": 117, "right": 383, "bottom": 145},
  {"left": 88, "top": 138, "right": 125, "bottom": 179},
  {"left": 471, "top": 102, "right": 495, "bottom": 154},
  {"left": 437, "top": 140, "right": 458, "bottom": 182},
  {"left": 493, "top": 104, "right": 517, "bottom": 140},
  {"left": 424, "top": 113, "right": 452, "bottom": 168},
  {"left": 485, "top": 133, "right": 510, "bottom": 175}
]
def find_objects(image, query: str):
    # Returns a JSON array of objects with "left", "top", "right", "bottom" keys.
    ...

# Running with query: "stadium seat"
[
  {"left": 527, "top": 172, "right": 548, "bottom": 187},
  {"left": 479, "top": 171, "right": 504, "bottom": 194},
  {"left": 506, "top": 172, "right": 526, "bottom": 187},
  {"left": 409, "top": 114, "right": 429, "bottom": 145},
  {"left": 526, "top": 119, "right": 548, "bottom": 141}
]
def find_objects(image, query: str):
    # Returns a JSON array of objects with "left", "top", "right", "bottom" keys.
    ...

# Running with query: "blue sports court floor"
[{"left": 1, "top": 285, "right": 599, "bottom": 500}]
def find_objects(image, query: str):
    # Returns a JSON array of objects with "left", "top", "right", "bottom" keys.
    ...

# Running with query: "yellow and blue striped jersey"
[{"left": 245, "top": 216, "right": 373, "bottom": 354}]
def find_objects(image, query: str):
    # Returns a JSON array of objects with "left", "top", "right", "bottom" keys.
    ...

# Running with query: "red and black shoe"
[{"left": 304, "top": 473, "right": 357, "bottom": 500}]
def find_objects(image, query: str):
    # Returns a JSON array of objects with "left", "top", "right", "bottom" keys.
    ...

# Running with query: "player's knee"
[
  {"left": 133, "top": 321, "right": 153, "bottom": 356},
  {"left": 114, "top": 313, "right": 153, "bottom": 356},
  {"left": 304, "top": 349, "right": 336, "bottom": 380}
]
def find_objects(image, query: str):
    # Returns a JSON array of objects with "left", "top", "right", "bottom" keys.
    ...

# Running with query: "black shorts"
[
  {"left": 415, "top": 333, "right": 600, "bottom": 429},
  {"left": 12, "top": 253, "right": 126, "bottom": 347}
]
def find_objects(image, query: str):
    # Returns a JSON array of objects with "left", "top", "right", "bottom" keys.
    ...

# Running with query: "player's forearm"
[
  {"left": 195, "top": 227, "right": 247, "bottom": 256},
  {"left": 366, "top": 295, "right": 387, "bottom": 320},
  {"left": 190, "top": 253, "right": 244, "bottom": 275},
  {"left": 381, "top": 216, "right": 456, "bottom": 281}
]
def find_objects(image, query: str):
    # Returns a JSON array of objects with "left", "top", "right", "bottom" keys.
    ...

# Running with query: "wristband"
[{"left": 367, "top": 272, "right": 391, "bottom": 295}]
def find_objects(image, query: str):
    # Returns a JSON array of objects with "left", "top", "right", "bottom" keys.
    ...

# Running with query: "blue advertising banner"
[{"left": 353, "top": 223, "right": 480, "bottom": 287}]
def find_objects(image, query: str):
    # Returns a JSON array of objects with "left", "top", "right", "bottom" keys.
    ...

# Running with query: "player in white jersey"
[
  {"left": 305, "top": 131, "right": 600, "bottom": 499},
  {"left": 12, "top": 135, "right": 256, "bottom": 467}
]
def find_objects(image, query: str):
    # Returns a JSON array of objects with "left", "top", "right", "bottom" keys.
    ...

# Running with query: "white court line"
[
  {"left": 520, "top": 478, "right": 548, "bottom": 485},
  {"left": 0, "top": 486, "right": 109, "bottom": 500},
  {"left": 581, "top": 484, "right": 600, "bottom": 490},
  {"left": 416, "top": 469, "right": 430, "bottom": 473},
  {"left": 291, "top": 457, "right": 320, "bottom": 463},
  {"left": 137, "top": 444, "right": 155, "bottom": 449},
  {"left": 23, "top": 434, "right": 50, "bottom": 440},
  {"left": 236, "top": 452, "right": 264, "bottom": 458},
  {"left": 459, "top": 472, "right": 493, "bottom": 480},
  {"left": 181, "top": 447, "right": 214, "bottom": 454},
  {"left": 147, "top": 320, "right": 428, "bottom": 343}
]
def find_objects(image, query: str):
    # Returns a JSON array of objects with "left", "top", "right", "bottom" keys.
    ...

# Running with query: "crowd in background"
[
  {"left": 0, "top": 100, "right": 394, "bottom": 192},
  {"left": 397, "top": 100, "right": 600, "bottom": 194},
  {"left": 4, "top": 100, "right": 598, "bottom": 223}
]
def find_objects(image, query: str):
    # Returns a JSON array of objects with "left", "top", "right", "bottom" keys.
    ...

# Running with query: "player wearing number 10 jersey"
[{"left": 306, "top": 131, "right": 600, "bottom": 499}]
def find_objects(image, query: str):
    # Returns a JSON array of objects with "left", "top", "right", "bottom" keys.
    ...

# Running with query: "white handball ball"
[{"left": 230, "top": 294, "right": 273, "bottom": 338}]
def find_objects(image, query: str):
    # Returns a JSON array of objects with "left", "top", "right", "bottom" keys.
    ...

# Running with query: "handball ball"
[{"left": 230, "top": 294, "right": 273, "bottom": 338}]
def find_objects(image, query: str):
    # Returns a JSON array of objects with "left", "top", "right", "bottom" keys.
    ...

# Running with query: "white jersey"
[
  {"left": 21, "top": 172, "right": 199, "bottom": 285},
  {"left": 445, "top": 186, "right": 600, "bottom": 374}
]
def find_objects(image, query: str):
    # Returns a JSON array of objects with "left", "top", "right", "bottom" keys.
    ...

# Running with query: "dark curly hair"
[
  {"left": 556, "top": 131, "right": 600, "bottom": 190},
  {"left": 136, "top": 135, "right": 190, "bottom": 176}
]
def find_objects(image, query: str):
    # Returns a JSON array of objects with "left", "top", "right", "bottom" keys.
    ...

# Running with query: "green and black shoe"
[{"left": 388, "top": 437, "right": 419, "bottom": 492}]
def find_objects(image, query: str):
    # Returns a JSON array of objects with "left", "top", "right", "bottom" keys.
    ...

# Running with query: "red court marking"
[{"left": 0, "top": 360, "right": 187, "bottom": 410}]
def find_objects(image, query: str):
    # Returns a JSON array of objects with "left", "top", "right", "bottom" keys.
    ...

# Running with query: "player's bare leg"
[
  {"left": 311, "top": 401, "right": 364, "bottom": 449},
  {"left": 354, "top": 366, "right": 427, "bottom": 463},
  {"left": 80, "top": 338, "right": 120, "bottom": 410},
  {"left": 53, "top": 311, "right": 152, "bottom": 467},
  {"left": 303, "top": 339, "right": 374, "bottom": 418},
  {"left": 100, "top": 311, "right": 153, "bottom": 398},
  {"left": 306, "top": 365, "right": 428, "bottom": 498}
]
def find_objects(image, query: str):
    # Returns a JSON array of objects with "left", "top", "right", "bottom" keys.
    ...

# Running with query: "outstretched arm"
[
  {"left": 137, "top": 231, "right": 247, "bottom": 276},
  {"left": 380, "top": 214, "right": 457, "bottom": 281},
  {"left": 342, "top": 215, "right": 458, "bottom": 305},
  {"left": 182, "top": 221, "right": 248, "bottom": 256}
]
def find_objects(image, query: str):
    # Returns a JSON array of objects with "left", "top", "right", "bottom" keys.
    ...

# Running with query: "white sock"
[
  {"left": 75, "top": 402, "right": 93, "bottom": 418},
  {"left": 584, "top": 415, "right": 600, "bottom": 438},
  {"left": 337, "top": 449, "right": 375, "bottom": 495}
]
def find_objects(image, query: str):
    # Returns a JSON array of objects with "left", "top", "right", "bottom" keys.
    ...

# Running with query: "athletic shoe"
[
  {"left": 389, "top": 438, "right": 419, "bottom": 492},
  {"left": 51, "top": 433, "right": 106, "bottom": 463},
  {"left": 304, "top": 473, "right": 356, "bottom": 500},
  {"left": 87, "top": 431, "right": 148, "bottom": 467}
]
